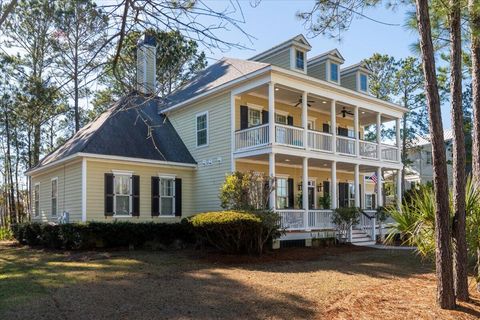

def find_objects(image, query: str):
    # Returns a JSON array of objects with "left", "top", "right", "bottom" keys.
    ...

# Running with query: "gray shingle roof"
[
  {"left": 160, "top": 58, "right": 269, "bottom": 110},
  {"left": 30, "top": 93, "right": 196, "bottom": 171}
]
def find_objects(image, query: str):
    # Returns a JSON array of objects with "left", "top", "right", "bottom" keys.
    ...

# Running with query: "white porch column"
[
  {"left": 376, "top": 167, "right": 383, "bottom": 207},
  {"left": 331, "top": 100, "right": 337, "bottom": 154},
  {"left": 269, "top": 153, "right": 276, "bottom": 210},
  {"left": 268, "top": 82, "right": 275, "bottom": 144},
  {"left": 331, "top": 161, "right": 337, "bottom": 209},
  {"left": 376, "top": 113, "right": 382, "bottom": 160},
  {"left": 302, "top": 91, "right": 308, "bottom": 149},
  {"left": 397, "top": 168, "right": 403, "bottom": 210},
  {"left": 354, "top": 106, "right": 359, "bottom": 157},
  {"left": 302, "top": 157, "right": 310, "bottom": 230},
  {"left": 354, "top": 164, "right": 360, "bottom": 208},
  {"left": 396, "top": 117, "right": 402, "bottom": 162}
]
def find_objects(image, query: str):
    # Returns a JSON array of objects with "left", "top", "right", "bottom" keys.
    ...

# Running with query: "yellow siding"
[
  {"left": 341, "top": 73, "right": 357, "bottom": 91},
  {"left": 31, "top": 160, "right": 82, "bottom": 223},
  {"left": 307, "top": 61, "right": 327, "bottom": 80},
  {"left": 168, "top": 93, "right": 232, "bottom": 213},
  {"left": 235, "top": 160, "right": 374, "bottom": 208},
  {"left": 255, "top": 48, "right": 291, "bottom": 69},
  {"left": 86, "top": 159, "right": 194, "bottom": 222},
  {"left": 235, "top": 94, "right": 361, "bottom": 134}
]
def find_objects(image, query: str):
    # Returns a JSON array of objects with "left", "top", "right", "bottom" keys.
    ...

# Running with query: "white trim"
[
  {"left": 328, "top": 61, "right": 340, "bottom": 84},
  {"left": 291, "top": 47, "right": 307, "bottom": 74},
  {"left": 112, "top": 173, "right": 133, "bottom": 218},
  {"left": 250, "top": 34, "right": 312, "bottom": 61},
  {"left": 50, "top": 177, "right": 58, "bottom": 218},
  {"left": 275, "top": 109, "right": 289, "bottom": 117},
  {"left": 34, "top": 182, "right": 40, "bottom": 218},
  {"left": 246, "top": 103, "right": 264, "bottom": 111},
  {"left": 81, "top": 158, "right": 87, "bottom": 222},
  {"left": 359, "top": 73, "right": 369, "bottom": 93},
  {"left": 158, "top": 175, "right": 176, "bottom": 217},
  {"left": 196, "top": 111, "right": 209, "bottom": 148},
  {"left": 112, "top": 169, "right": 134, "bottom": 176},
  {"left": 158, "top": 173, "right": 176, "bottom": 179},
  {"left": 230, "top": 93, "right": 236, "bottom": 172}
]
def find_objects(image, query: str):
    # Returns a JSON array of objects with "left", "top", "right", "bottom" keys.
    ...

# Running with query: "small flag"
[{"left": 369, "top": 173, "right": 378, "bottom": 184}]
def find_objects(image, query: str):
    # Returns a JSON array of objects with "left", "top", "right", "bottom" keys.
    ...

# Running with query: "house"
[
  {"left": 405, "top": 129, "right": 454, "bottom": 189},
  {"left": 27, "top": 34, "right": 407, "bottom": 245}
]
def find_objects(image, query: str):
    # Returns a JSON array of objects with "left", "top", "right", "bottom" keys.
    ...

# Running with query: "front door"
[
  {"left": 338, "top": 182, "right": 349, "bottom": 208},
  {"left": 308, "top": 187, "right": 315, "bottom": 209}
]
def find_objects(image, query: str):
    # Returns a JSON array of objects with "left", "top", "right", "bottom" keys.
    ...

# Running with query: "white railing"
[
  {"left": 308, "top": 210, "right": 335, "bottom": 229},
  {"left": 277, "top": 209, "right": 305, "bottom": 230},
  {"left": 336, "top": 136, "right": 356, "bottom": 155},
  {"left": 381, "top": 144, "right": 399, "bottom": 162},
  {"left": 357, "top": 210, "right": 376, "bottom": 240},
  {"left": 308, "top": 131, "right": 333, "bottom": 152},
  {"left": 234, "top": 124, "right": 269, "bottom": 151},
  {"left": 359, "top": 140, "right": 378, "bottom": 159},
  {"left": 275, "top": 124, "right": 304, "bottom": 148}
]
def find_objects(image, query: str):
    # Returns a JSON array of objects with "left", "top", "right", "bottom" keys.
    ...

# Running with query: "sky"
[{"left": 200, "top": 0, "right": 452, "bottom": 130}]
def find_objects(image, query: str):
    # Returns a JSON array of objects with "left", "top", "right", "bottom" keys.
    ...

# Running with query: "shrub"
[
  {"left": 0, "top": 227, "right": 13, "bottom": 241},
  {"left": 11, "top": 221, "right": 194, "bottom": 250},
  {"left": 188, "top": 210, "right": 281, "bottom": 254},
  {"left": 331, "top": 207, "right": 360, "bottom": 243}
]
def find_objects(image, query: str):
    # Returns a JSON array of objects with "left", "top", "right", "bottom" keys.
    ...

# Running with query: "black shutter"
[
  {"left": 175, "top": 178, "right": 182, "bottom": 217},
  {"left": 151, "top": 177, "right": 159, "bottom": 216},
  {"left": 359, "top": 183, "right": 362, "bottom": 209},
  {"left": 240, "top": 105, "right": 248, "bottom": 129},
  {"left": 262, "top": 110, "right": 269, "bottom": 124},
  {"left": 288, "top": 178, "right": 294, "bottom": 209},
  {"left": 131, "top": 175, "right": 140, "bottom": 216},
  {"left": 338, "top": 127, "right": 348, "bottom": 137},
  {"left": 104, "top": 173, "right": 114, "bottom": 216},
  {"left": 287, "top": 116, "right": 294, "bottom": 126},
  {"left": 323, "top": 181, "right": 330, "bottom": 195},
  {"left": 338, "top": 183, "right": 348, "bottom": 208},
  {"left": 323, "top": 123, "right": 330, "bottom": 133}
]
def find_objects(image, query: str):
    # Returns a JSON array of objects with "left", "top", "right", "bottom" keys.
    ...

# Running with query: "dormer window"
[
  {"left": 295, "top": 50, "right": 305, "bottom": 70},
  {"left": 330, "top": 63, "right": 339, "bottom": 82},
  {"left": 360, "top": 73, "right": 368, "bottom": 92}
]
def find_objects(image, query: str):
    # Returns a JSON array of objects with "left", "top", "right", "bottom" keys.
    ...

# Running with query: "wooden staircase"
[{"left": 350, "top": 228, "right": 376, "bottom": 246}]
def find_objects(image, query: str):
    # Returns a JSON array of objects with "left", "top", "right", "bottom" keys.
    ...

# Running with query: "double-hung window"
[
  {"left": 51, "top": 178, "right": 58, "bottom": 217},
  {"left": 295, "top": 50, "right": 305, "bottom": 70},
  {"left": 34, "top": 183, "right": 40, "bottom": 217},
  {"left": 360, "top": 74, "right": 368, "bottom": 92},
  {"left": 248, "top": 108, "right": 261, "bottom": 127},
  {"left": 275, "top": 113, "right": 287, "bottom": 124},
  {"left": 114, "top": 175, "right": 131, "bottom": 216},
  {"left": 276, "top": 178, "right": 288, "bottom": 209},
  {"left": 160, "top": 177, "right": 175, "bottom": 216},
  {"left": 196, "top": 112, "right": 208, "bottom": 147},
  {"left": 330, "top": 63, "right": 339, "bottom": 82}
]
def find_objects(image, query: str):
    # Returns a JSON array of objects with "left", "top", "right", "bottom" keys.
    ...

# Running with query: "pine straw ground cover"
[{"left": 1, "top": 241, "right": 479, "bottom": 320}]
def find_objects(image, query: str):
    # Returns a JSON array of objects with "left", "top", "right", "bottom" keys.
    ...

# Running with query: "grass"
[{"left": 1, "top": 241, "right": 479, "bottom": 319}]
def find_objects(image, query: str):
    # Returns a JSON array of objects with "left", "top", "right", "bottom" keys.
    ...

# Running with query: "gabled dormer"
[
  {"left": 249, "top": 34, "right": 311, "bottom": 73},
  {"left": 340, "top": 62, "right": 372, "bottom": 94},
  {"left": 307, "top": 49, "right": 345, "bottom": 83}
]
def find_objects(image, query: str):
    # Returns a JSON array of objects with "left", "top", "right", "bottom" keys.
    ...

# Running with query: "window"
[
  {"left": 275, "top": 113, "right": 287, "bottom": 124},
  {"left": 295, "top": 50, "right": 304, "bottom": 70},
  {"left": 51, "top": 178, "right": 57, "bottom": 217},
  {"left": 114, "top": 175, "right": 131, "bottom": 216},
  {"left": 196, "top": 112, "right": 208, "bottom": 147},
  {"left": 348, "top": 183, "right": 355, "bottom": 207},
  {"left": 160, "top": 177, "right": 175, "bottom": 216},
  {"left": 34, "top": 183, "right": 40, "bottom": 217},
  {"left": 425, "top": 151, "right": 432, "bottom": 164},
  {"left": 365, "top": 194, "right": 376, "bottom": 210},
  {"left": 307, "top": 120, "right": 315, "bottom": 130},
  {"left": 360, "top": 74, "right": 368, "bottom": 92},
  {"left": 276, "top": 178, "right": 288, "bottom": 209},
  {"left": 330, "top": 63, "right": 339, "bottom": 82},
  {"left": 248, "top": 108, "right": 261, "bottom": 127}
]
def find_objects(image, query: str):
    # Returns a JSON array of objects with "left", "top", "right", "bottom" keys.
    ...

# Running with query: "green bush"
[
  {"left": 11, "top": 221, "right": 194, "bottom": 250},
  {"left": 332, "top": 207, "right": 360, "bottom": 243},
  {"left": 189, "top": 210, "right": 281, "bottom": 254},
  {"left": 0, "top": 227, "right": 13, "bottom": 240}
]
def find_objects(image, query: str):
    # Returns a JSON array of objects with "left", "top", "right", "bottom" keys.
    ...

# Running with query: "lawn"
[{"left": 1, "top": 241, "right": 479, "bottom": 319}]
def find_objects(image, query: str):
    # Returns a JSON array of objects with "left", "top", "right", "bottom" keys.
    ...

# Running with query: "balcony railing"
[
  {"left": 308, "top": 210, "right": 335, "bottom": 229},
  {"left": 277, "top": 209, "right": 305, "bottom": 230},
  {"left": 359, "top": 140, "right": 378, "bottom": 159},
  {"left": 234, "top": 124, "right": 269, "bottom": 150},
  {"left": 308, "top": 130, "right": 333, "bottom": 152},
  {"left": 275, "top": 124, "right": 304, "bottom": 148},
  {"left": 336, "top": 136, "right": 356, "bottom": 156},
  {"left": 234, "top": 124, "right": 400, "bottom": 163}
]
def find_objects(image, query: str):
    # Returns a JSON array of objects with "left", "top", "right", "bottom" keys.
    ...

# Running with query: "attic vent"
[{"left": 137, "top": 33, "right": 157, "bottom": 94}]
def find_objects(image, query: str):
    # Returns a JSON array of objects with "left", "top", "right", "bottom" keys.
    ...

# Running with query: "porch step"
[
  {"left": 350, "top": 229, "right": 376, "bottom": 247},
  {"left": 352, "top": 240, "right": 376, "bottom": 246}
]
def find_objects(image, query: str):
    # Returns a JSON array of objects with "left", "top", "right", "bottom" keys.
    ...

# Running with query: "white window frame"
[
  {"left": 112, "top": 170, "right": 133, "bottom": 217},
  {"left": 295, "top": 49, "right": 305, "bottom": 70},
  {"left": 329, "top": 61, "right": 340, "bottom": 83},
  {"left": 359, "top": 73, "right": 368, "bottom": 93},
  {"left": 196, "top": 111, "right": 209, "bottom": 147},
  {"left": 158, "top": 174, "right": 176, "bottom": 217},
  {"left": 51, "top": 177, "right": 58, "bottom": 217},
  {"left": 276, "top": 175, "right": 289, "bottom": 209},
  {"left": 275, "top": 113, "right": 287, "bottom": 124},
  {"left": 365, "top": 193, "right": 376, "bottom": 210},
  {"left": 34, "top": 182, "right": 40, "bottom": 217},
  {"left": 307, "top": 117, "right": 316, "bottom": 130},
  {"left": 248, "top": 108, "right": 262, "bottom": 127}
]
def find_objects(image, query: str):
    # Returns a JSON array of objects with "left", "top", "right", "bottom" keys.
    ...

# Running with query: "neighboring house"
[
  {"left": 27, "top": 34, "right": 407, "bottom": 244},
  {"left": 406, "top": 130, "right": 454, "bottom": 189}
]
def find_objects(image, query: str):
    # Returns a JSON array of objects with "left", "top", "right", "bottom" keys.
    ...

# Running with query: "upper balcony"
[{"left": 233, "top": 83, "right": 401, "bottom": 164}]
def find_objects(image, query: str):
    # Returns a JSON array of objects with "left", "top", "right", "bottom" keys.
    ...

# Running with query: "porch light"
[
  {"left": 298, "top": 182, "right": 302, "bottom": 191},
  {"left": 317, "top": 184, "right": 322, "bottom": 192}
]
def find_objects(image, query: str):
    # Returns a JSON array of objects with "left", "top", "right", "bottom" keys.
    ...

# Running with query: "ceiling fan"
[
  {"left": 293, "top": 98, "right": 315, "bottom": 108},
  {"left": 338, "top": 107, "right": 354, "bottom": 118}
]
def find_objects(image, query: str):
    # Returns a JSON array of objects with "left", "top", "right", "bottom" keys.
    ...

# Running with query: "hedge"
[
  {"left": 188, "top": 210, "right": 281, "bottom": 254},
  {"left": 12, "top": 221, "right": 194, "bottom": 250}
]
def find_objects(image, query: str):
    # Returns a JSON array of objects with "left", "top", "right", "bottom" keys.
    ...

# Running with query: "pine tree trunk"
[
  {"left": 450, "top": 0, "right": 469, "bottom": 302},
  {"left": 471, "top": 0, "right": 480, "bottom": 185},
  {"left": 415, "top": 0, "right": 456, "bottom": 309}
]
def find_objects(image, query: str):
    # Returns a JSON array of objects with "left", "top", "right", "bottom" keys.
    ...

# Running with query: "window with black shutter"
[
  {"left": 175, "top": 178, "right": 182, "bottom": 217},
  {"left": 131, "top": 175, "right": 140, "bottom": 216},
  {"left": 287, "top": 178, "right": 294, "bottom": 208},
  {"left": 151, "top": 177, "right": 160, "bottom": 216},
  {"left": 104, "top": 173, "right": 114, "bottom": 216}
]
